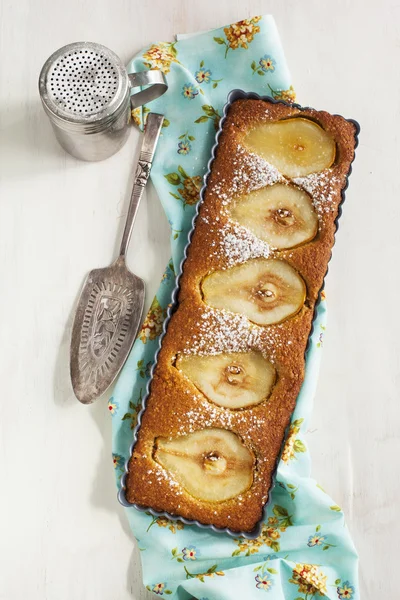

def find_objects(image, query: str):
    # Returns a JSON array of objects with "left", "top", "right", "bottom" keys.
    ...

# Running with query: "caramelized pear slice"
[
  {"left": 154, "top": 428, "right": 254, "bottom": 502},
  {"left": 201, "top": 258, "right": 306, "bottom": 325},
  {"left": 242, "top": 117, "right": 336, "bottom": 177},
  {"left": 228, "top": 183, "right": 318, "bottom": 249},
  {"left": 176, "top": 351, "right": 276, "bottom": 409}
]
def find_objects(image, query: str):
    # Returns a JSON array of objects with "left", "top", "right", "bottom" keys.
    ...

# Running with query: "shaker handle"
[{"left": 128, "top": 71, "right": 168, "bottom": 109}]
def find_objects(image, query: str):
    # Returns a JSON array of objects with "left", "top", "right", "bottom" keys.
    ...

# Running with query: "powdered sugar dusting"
[
  {"left": 212, "top": 146, "right": 281, "bottom": 203},
  {"left": 184, "top": 308, "right": 259, "bottom": 356},
  {"left": 145, "top": 462, "right": 184, "bottom": 493},
  {"left": 293, "top": 170, "right": 341, "bottom": 221},
  {"left": 183, "top": 307, "right": 283, "bottom": 364},
  {"left": 216, "top": 223, "right": 272, "bottom": 267},
  {"left": 175, "top": 398, "right": 268, "bottom": 439},
  {"left": 234, "top": 146, "right": 282, "bottom": 191}
]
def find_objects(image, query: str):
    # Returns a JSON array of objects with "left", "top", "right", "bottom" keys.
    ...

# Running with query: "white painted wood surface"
[{"left": 0, "top": 1, "right": 398, "bottom": 597}]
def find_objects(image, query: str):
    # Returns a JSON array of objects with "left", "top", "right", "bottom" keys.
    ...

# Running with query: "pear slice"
[
  {"left": 201, "top": 258, "right": 306, "bottom": 325},
  {"left": 228, "top": 183, "right": 318, "bottom": 249},
  {"left": 242, "top": 117, "right": 336, "bottom": 177},
  {"left": 154, "top": 428, "right": 254, "bottom": 502},
  {"left": 176, "top": 351, "right": 276, "bottom": 409}
]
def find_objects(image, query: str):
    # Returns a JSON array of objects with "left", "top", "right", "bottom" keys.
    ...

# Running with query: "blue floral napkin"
[{"left": 110, "top": 15, "right": 359, "bottom": 600}]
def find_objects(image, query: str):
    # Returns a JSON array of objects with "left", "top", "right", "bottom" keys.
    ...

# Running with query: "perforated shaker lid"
[{"left": 38, "top": 42, "right": 129, "bottom": 125}]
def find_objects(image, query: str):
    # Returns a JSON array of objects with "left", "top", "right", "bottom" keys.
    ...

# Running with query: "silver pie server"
[{"left": 70, "top": 112, "right": 164, "bottom": 404}]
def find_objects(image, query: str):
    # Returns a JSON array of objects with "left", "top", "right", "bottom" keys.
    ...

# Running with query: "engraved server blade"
[{"left": 70, "top": 113, "right": 164, "bottom": 404}]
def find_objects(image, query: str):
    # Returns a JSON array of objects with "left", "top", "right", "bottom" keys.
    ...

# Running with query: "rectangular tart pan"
[{"left": 118, "top": 89, "right": 360, "bottom": 539}]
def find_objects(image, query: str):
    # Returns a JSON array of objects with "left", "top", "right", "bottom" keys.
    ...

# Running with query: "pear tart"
[{"left": 124, "top": 97, "right": 358, "bottom": 533}]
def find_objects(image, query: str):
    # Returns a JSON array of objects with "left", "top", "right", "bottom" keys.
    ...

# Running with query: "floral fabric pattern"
[
  {"left": 214, "top": 16, "right": 262, "bottom": 57},
  {"left": 289, "top": 563, "right": 328, "bottom": 597},
  {"left": 260, "top": 55, "right": 276, "bottom": 72},
  {"left": 109, "top": 14, "right": 359, "bottom": 600},
  {"left": 177, "top": 140, "right": 190, "bottom": 154},
  {"left": 308, "top": 533, "right": 326, "bottom": 547},
  {"left": 195, "top": 66, "right": 211, "bottom": 83},
  {"left": 268, "top": 83, "right": 296, "bottom": 103},
  {"left": 307, "top": 525, "right": 336, "bottom": 551},
  {"left": 147, "top": 582, "right": 173, "bottom": 595},
  {"left": 138, "top": 296, "right": 166, "bottom": 344},
  {"left": 177, "top": 132, "right": 195, "bottom": 155},
  {"left": 182, "top": 83, "right": 198, "bottom": 100},
  {"left": 112, "top": 453, "right": 125, "bottom": 471},
  {"left": 131, "top": 107, "right": 142, "bottom": 127},
  {"left": 232, "top": 506, "right": 293, "bottom": 556},
  {"left": 194, "top": 104, "right": 221, "bottom": 129},
  {"left": 121, "top": 389, "right": 143, "bottom": 431},
  {"left": 142, "top": 42, "right": 179, "bottom": 73},
  {"left": 146, "top": 515, "right": 185, "bottom": 534},
  {"left": 165, "top": 165, "right": 202, "bottom": 206},
  {"left": 281, "top": 418, "right": 306, "bottom": 463},
  {"left": 184, "top": 564, "right": 225, "bottom": 583},
  {"left": 337, "top": 580, "right": 355, "bottom": 599},
  {"left": 255, "top": 572, "right": 273, "bottom": 591},
  {"left": 107, "top": 398, "right": 119, "bottom": 416},
  {"left": 317, "top": 323, "right": 326, "bottom": 348},
  {"left": 182, "top": 545, "right": 199, "bottom": 561},
  {"left": 194, "top": 60, "right": 222, "bottom": 90},
  {"left": 170, "top": 545, "right": 200, "bottom": 562},
  {"left": 251, "top": 55, "right": 276, "bottom": 76}
]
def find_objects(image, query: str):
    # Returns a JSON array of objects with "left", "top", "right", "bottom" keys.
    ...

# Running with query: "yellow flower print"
[
  {"left": 152, "top": 583, "right": 164, "bottom": 595},
  {"left": 194, "top": 60, "right": 223, "bottom": 89},
  {"left": 282, "top": 429, "right": 297, "bottom": 462},
  {"left": 251, "top": 55, "right": 276, "bottom": 76},
  {"left": 233, "top": 537, "right": 263, "bottom": 556},
  {"left": 181, "top": 545, "right": 199, "bottom": 561},
  {"left": 155, "top": 517, "right": 167, "bottom": 528},
  {"left": 178, "top": 175, "right": 202, "bottom": 206},
  {"left": 232, "top": 506, "right": 293, "bottom": 555},
  {"left": 308, "top": 525, "right": 336, "bottom": 550},
  {"left": 337, "top": 580, "right": 356, "bottom": 599},
  {"left": 184, "top": 564, "right": 225, "bottom": 582},
  {"left": 268, "top": 84, "right": 296, "bottom": 104},
  {"left": 181, "top": 83, "right": 199, "bottom": 100},
  {"left": 289, "top": 563, "right": 328, "bottom": 596},
  {"left": 112, "top": 453, "right": 124, "bottom": 470},
  {"left": 168, "top": 520, "right": 184, "bottom": 534},
  {"left": 259, "top": 55, "right": 276, "bottom": 72},
  {"left": 281, "top": 418, "right": 306, "bottom": 463},
  {"left": 255, "top": 572, "right": 273, "bottom": 591},
  {"left": 165, "top": 166, "right": 203, "bottom": 207},
  {"left": 138, "top": 297, "right": 166, "bottom": 344},
  {"left": 107, "top": 398, "right": 119, "bottom": 416},
  {"left": 145, "top": 582, "right": 173, "bottom": 595},
  {"left": 131, "top": 107, "right": 141, "bottom": 127},
  {"left": 195, "top": 67, "right": 212, "bottom": 84},
  {"left": 146, "top": 514, "right": 185, "bottom": 533},
  {"left": 142, "top": 42, "right": 179, "bottom": 74},
  {"left": 121, "top": 389, "right": 143, "bottom": 430},
  {"left": 134, "top": 107, "right": 170, "bottom": 130},
  {"left": 214, "top": 16, "right": 262, "bottom": 57}
]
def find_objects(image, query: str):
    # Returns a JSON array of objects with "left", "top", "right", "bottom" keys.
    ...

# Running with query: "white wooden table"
[{"left": 1, "top": 1, "right": 398, "bottom": 598}]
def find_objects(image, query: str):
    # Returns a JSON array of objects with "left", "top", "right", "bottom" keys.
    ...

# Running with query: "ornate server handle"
[
  {"left": 119, "top": 113, "right": 164, "bottom": 258},
  {"left": 128, "top": 71, "right": 167, "bottom": 109}
]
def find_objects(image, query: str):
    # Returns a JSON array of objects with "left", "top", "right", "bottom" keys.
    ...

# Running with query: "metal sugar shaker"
[{"left": 38, "top": 41, "right": 167, "bottom": 161}]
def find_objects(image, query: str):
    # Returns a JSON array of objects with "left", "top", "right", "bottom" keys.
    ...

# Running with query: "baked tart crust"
[{"left": 124, "top": 97, "right": 359, "bottom": 534}]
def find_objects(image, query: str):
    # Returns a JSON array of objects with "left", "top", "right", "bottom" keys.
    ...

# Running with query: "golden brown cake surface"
[{"left": 125, "top": 98, "right": 358, "bottom": 533}]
